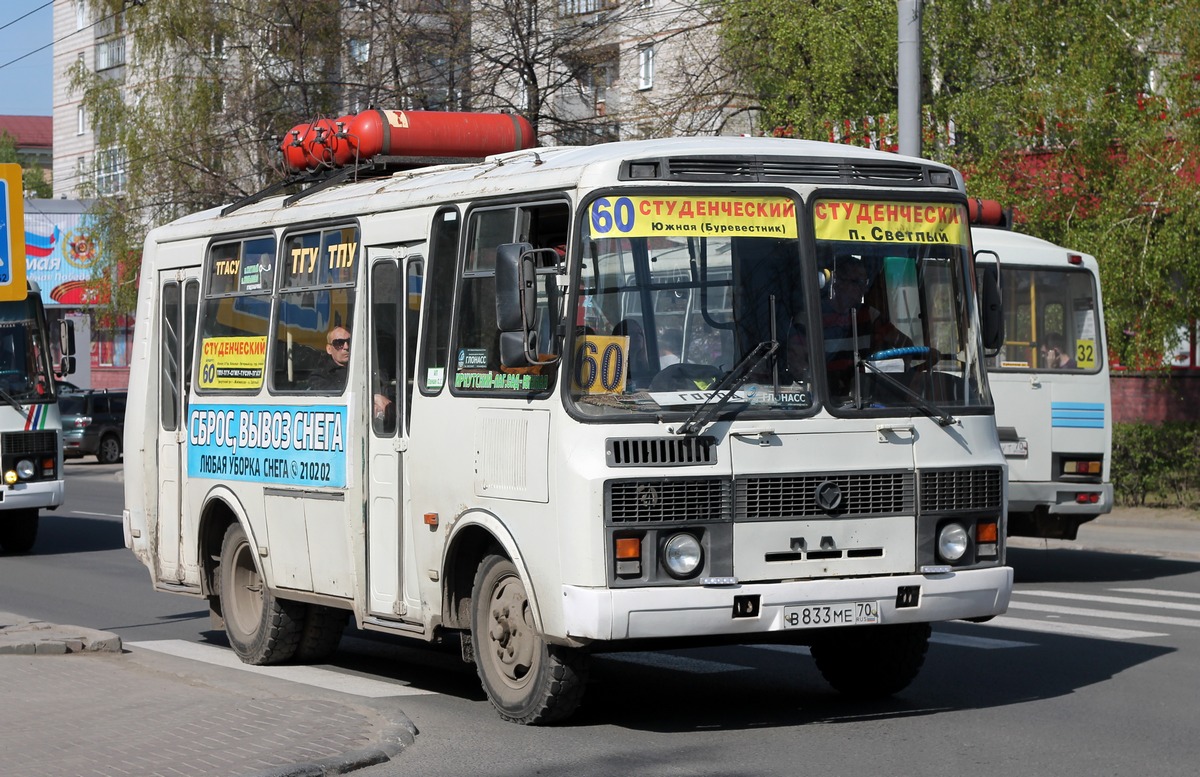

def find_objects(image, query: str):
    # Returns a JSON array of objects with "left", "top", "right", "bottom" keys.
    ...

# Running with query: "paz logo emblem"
[{"left": 814, "top": 480, "right": 843, "bottom": 512}]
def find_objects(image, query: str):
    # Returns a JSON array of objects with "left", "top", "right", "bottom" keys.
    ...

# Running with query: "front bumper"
[
  {"left": 562, "top": 565, "right": 1013, "bottom": 641},
  {"left": 1, "top": 478, "right": 66, "bottom": 512}
]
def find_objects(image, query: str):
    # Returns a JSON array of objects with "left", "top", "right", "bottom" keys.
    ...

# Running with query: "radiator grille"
[
  {"left": 606, "top": 478, "right": 731, "bottom": 524},
  {"left": 920, "top": 468, "right": 1004, "bottom": 512},
  {"left": 736, "top": 471, "right": 915, "bottom": 519},
  {"left": 607, "top": 436, "right": 717, "bottom": 467},
  {"left": 2, "top": 430, "right": 59, "bottom": 456}
]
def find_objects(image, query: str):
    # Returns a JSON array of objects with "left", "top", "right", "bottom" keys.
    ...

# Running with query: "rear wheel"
[
  {"left": 810, "top": 623, "right": 931, "bottom": 698},
  {"left": 0, "top": 509, "right": 38, "bottom": 553},
  {"left": 217, "top": 523, "right": 303, "bottom": 664},
  {"left": 97, "top": 434, "right": 121, "bottom": 464},
  {"left": 471, "top": 554, "right": 588, "bottom": 724}
]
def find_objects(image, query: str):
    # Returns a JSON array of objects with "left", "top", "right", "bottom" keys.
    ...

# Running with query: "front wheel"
[
  {"left": 0, "top": 509, "right": 38, "bottom": 553},
  {"left": 471, "top": 554, "right": 588, "bottom": 724},
  {"left": 810, "top": 623, "right": 931, "bottom": 698},
  {"left": 217, "top": 523, "right": 304, "bottom": 665}
]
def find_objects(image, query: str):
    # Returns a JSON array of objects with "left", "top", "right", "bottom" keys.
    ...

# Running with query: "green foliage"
[
  {"left": 722, "top": 0, "right": 1200, "bottom": 369},
  {"left": 0, "top": 131, "right": 53, "bottom": 198},
  {"left": 1112, "top": 422, "right": 1200, "bottom": 507}
]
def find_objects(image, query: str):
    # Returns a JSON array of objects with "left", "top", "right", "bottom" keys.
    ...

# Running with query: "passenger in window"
[
  {"left": 1040, "top": 333, "right": 1075, "bottom": 369},
  {"left": 309, "top": 325, "right": 395, "bottom": 419},
  {"left": 658, "top": 329, "right": 682, "bottom": 367},
  {"left": 308, "top": 325, "right": 353, "bottom": 391}
]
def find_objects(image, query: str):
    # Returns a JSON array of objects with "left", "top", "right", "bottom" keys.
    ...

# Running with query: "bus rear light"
[
  {"left": 1068, "top": 253, "right": 1083, "bottom": 265},
  {"left": 1062, "top": 459, "right": 1102, "bottom": 475},
  {"left": 1075, "top": 493, "right": 1101, "bottom": 504}
]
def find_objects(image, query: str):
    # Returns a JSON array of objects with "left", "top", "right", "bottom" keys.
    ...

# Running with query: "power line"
[
  {"left": 0, "top": 1, "right": 52, "bottom": 33},
  {"left": 0, "top": 0, "right": 127, "bottom": 73}
]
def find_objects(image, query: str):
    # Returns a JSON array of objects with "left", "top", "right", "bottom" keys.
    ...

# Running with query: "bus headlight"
[
  {"left": 937, "top": 522, "right": 969, "bottom": 563},
  {"left": 16, "top": 460, "right": 37, "bottom": 480},
  {"left": 662, "top": 533, "right": 703, "bottom": 578}
]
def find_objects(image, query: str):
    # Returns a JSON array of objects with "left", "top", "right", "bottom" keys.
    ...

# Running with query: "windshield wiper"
[
  {"left": 673, "top": 339, "right": 778, "bottom": 436},
  {"left": 0, "top": 386, "right": 25, "bottom": 413},
  {"left": 857, "top": 357, "right": 957, "bottom": 427}
]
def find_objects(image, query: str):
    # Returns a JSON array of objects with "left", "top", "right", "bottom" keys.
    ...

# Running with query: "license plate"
[
  {"left": 1001, "top": 440, "right": 1028, "bottom": 457},
  {"left": 783, "top": 601, "right": 880, "bottom": 629}
]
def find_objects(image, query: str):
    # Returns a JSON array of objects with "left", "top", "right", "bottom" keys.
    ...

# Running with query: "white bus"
[
  {"left": 0, "top": 282, "right": 73, "bottom": 553},
  {"left": 972, "top": 206, "right": 1112, "bottom": 539},
  {"left": 124, "top": 111, "right": 1013, "bottom": 724}
]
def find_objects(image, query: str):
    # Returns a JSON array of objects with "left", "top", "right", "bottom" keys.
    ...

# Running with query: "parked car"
[
  {"left": 59, "top": 390, "right": 127, "bottom": 464},
  {"left": 55, "top": 379, "right": 84, "bottom": 393}
]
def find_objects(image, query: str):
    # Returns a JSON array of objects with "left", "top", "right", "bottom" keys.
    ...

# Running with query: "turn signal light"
[{"left": 615, "top": 537, "right": 641, "bottom": 560}]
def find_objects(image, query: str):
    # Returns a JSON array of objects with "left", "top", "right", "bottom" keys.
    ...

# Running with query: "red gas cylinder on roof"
[
  {"left": 281, "top": 110, "right": 536, "bottom": 173},
  {"left": 968, "top": 198, "right": 1005, "bottom": 226}
]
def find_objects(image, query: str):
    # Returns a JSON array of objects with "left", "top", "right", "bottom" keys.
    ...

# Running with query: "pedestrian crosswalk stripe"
[
  {"left": 980, "top": 616, "right": 1167, "bottom": 641},
  {"left": 128, "top": 640, "right": 437, "bottom": 697},
  {"left": 606, "top": 651, "right": 747, "bottom": 673},
  {"left": 929, "top": 632, "right": 1034, "bottom": 649},
  {"left": 1111, "top": 587, "right": 1200, "bottom": 601},
  {"left": 1007, "top": 600, "right": 1200, "bottom": 628},
  {"left": 1018, "top": 589, "right": 1200, "bottom": 613}
]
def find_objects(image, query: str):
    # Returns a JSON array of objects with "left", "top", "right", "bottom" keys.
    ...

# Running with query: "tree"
[
  {"left": 723, "top": 0, "right": 1200, "bottom": 368},
  {"left": 0, "top": 131, "right": 53, "bottom": 198},
  {"left": 72, "top": 0, "right": 469, "bottom": 315}
]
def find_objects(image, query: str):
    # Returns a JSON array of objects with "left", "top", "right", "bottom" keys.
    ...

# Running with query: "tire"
[
  {"left": 97, "top": 434, "right": 122, "bottom": 464},
  {"left": 217, "top": 523, "right": 303, "bottom": 665},
  {"left": 294, "top": 604, "right": 349, "bottom": 663},
  {"left": 810, "top": 622, "right": 931, "bottom": 699},
  {"left": 471, "top": 554, "right": 588, "bottom": 725},
  {"left": 0, "top": 509, "right": 38, "bottom": 554}
]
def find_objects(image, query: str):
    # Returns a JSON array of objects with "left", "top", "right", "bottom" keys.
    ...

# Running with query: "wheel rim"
[
  {"left": 100, "top": 438, "right": 119, "bottom": 462},
  {"left": 226, "top": 538, "right": 263, "bottom": 638},
  {"left": 484, "top": 572, "right": 538, "bottom": 690}
]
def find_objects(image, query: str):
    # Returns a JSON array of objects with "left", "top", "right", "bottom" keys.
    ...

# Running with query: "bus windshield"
[
  {"left": 0, "top": 296, "right": 57, "bottom": 403},
  {"left": 568, "top": 194, "right": 990, "bottom": 418},
  {"left": 985, "top": 265, "right": 1101, "bottom": 373}
]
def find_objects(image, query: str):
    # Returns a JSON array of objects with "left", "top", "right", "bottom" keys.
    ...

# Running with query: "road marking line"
[
  {"left": 1007, "top": 600, "right": 1200, "bottom": 628},
  {"left": 128, "top": 640, "right": 437, "bottom": 697},
  {"left": 1018, "top": 589, "right": 1200, "bottom": 613},
  {"left": 605, "top": 651, "right": 747, "bottom": 674},
  {"left": 1111, "top": 587, "right": 1200, "bottom": 601},
  {"left": 980, "top": 616, "right": 1166, "bottom": 641}
]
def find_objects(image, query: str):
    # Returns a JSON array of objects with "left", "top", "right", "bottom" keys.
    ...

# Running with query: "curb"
[
  {"left": 247, "top": 709, "right": 418, "bottom": 777},
  {"left": 0, "top": 612, "right": 122, "bottom": 654}
]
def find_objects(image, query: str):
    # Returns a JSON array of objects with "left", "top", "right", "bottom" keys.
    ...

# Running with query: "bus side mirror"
[
  {"left": 496, "top": 242, "right": 537, "bottom": 367},
  {"left": 57, "top": 318, "right": 76, "bottom": 357},
  {"left": 59, "top": 356, "right": 76, "bottom": 377},
  {"left": 976, "top": 253, "right": 1004, "bottom": 353}
]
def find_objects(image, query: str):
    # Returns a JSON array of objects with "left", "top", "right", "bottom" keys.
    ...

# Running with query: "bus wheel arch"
[{"left": 441, "top": 515, "right": 539, "bottom": 631}]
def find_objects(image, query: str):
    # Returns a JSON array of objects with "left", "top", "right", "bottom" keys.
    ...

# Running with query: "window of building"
[
  {"left": 76, "top": 106, "right": 87, "bottom": 136},
  {"left": 95, "top": 146, "right": 126, "bottom": 196},
  {"left": 638, "top": 46, "right": 655, "bottom": 90}
]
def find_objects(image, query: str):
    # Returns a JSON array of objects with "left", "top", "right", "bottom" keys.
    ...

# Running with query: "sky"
[{"left": 0, "top": 0, "right": 54, "bottom": 116}]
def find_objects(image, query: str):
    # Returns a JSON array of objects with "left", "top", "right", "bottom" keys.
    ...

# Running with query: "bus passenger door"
[
  {"left": 366, "top": 248, "right": 420, "bottom": 618},
  {"left": 156, "top": 271, "right": 200, "bottom": 583}
]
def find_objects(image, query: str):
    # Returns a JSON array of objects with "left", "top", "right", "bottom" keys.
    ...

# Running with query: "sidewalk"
[
  {"left": 0, "top": 613, "right": 416, "bottom": 777},
  {"left": 2, "top": 507, "right": 1198, "bottom": 777}
]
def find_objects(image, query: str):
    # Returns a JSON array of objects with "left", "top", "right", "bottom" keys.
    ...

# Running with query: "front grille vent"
[
  {"left": 736, "top": 471, "right": 915, "bottom": 520},
  {"left": 640, "top": 155, "right": 941, "bottom": 187},
  {"left": 607, "top": 436, "right": 717, "bottom": 467},
  {"left": 606, "top": 478, "right": 731, "bottom": 524},
  {"left": 2, "top": 430, "right": 58, "bottom": 456},
  {"left": 920, "top": 468, "right": 1003, "bottom": 512}
]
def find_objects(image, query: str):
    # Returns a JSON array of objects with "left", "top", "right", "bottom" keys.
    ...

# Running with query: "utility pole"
[{"left": 898, "top": 0, "right": 922, "bottom": 158}]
